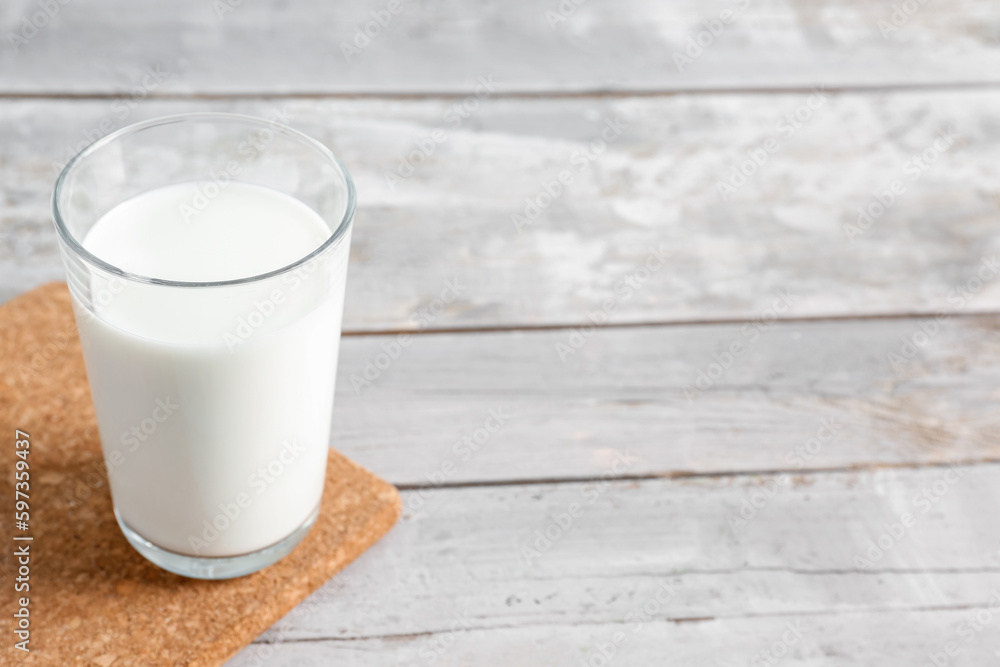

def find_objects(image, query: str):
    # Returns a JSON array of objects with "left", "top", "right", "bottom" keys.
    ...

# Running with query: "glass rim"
[{"left": 51, "top": 112, "right": 357, "bottom": 288}]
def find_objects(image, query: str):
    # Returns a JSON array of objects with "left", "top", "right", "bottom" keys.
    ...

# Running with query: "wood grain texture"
[
  {"left": 2, "top": 91, "right": 1000, "bottom": 330},
  {"left": 329, "top": 314, "right": 1000, "bottom": 486},
  {"left": 2, "top": 5, "right": 998, "bottom": 664},
  {"left": 0, "top": 0, "right": 998, "bottom": 94},
  {"left": 219, "top": 464, "right": 1000, "bottom": 665},
  {"left": 229, "top": 614, "right": 1000, "bottom": 667}
]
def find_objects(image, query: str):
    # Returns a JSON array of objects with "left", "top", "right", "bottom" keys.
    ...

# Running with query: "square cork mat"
[{"left": 0, "top": 283, "right": 401, "bottom": 666}]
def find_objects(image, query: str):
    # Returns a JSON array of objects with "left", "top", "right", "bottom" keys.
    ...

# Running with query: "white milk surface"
[{"left": 74, "top": 182, "right": 349, "bottom": 557}]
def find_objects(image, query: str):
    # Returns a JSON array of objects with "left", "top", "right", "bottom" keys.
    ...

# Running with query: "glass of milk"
[{"left": 52, "top": 113, "right": 356, "bottom": 579}]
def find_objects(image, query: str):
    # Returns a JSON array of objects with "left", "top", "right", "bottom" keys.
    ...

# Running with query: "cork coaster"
[{"left": 0, "top": 283, "right": 401, "bottom": 666}]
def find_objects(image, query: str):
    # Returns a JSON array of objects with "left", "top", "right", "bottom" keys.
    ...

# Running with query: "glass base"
[{"left": 115, "top": 505, "right": 320, "bottom": 580}]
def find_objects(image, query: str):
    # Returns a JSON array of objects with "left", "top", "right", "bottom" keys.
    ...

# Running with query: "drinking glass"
[{"left": 52, "top": 113, "right": 355, "bottom": 579}]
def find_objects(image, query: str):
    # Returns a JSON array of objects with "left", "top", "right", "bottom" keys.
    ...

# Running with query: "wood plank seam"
[
  {"left": 4, "top": 81, "right": 1000, "bottom": 102},
  {"left": 394, "top": 458, "right": 1000, "bottom": 491}
]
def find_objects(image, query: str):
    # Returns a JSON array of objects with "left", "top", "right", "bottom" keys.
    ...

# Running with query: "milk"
[{"left": 73, "top": 182, "right": 350, "bottom": 557}]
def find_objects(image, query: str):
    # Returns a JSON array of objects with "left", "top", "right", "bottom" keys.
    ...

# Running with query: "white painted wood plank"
[
  {"left": 330, "top": 315, "right": 1000, "bottom": 485},
  {"left": 228, "top": 614, "right": 1000, "bottom": 667},
  {"left": 2, "top": 91, "right": 1000, "bottom": 329},
  {"left": 221, "top": 464, "right": 1000, "bottom": 664},
  {"left": 0, "top": 0, "right": 998, "bottom": 94}
]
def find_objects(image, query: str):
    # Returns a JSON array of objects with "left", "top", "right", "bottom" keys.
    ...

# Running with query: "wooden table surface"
[{"left": 3, "top": 1, "right": 1000, "bottom": 664}]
